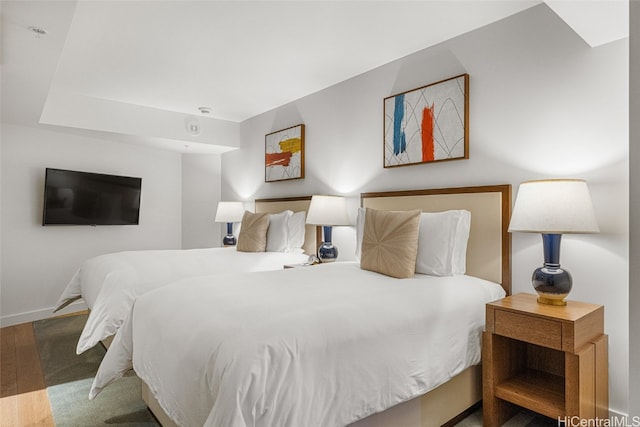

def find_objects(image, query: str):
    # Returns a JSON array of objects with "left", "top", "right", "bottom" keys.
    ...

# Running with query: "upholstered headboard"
[
  {"left": 361, "top": 185, "right": 511, "bottom": 295},
  {"left": 254, "top": 196, "right": 321, "bottom": 256}
]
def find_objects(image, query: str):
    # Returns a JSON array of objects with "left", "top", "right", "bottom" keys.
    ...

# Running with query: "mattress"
[
  {"left": 91, "top": 262, "right": 505, "bottom": 427},
  {"left": 56, "top": 247, "right": 309, "bottom": 353}
]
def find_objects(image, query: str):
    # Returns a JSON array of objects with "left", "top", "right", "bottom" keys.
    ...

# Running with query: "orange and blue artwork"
[
  {"left": 384, "top": 74, "right": 469, "bottom": 168},
  {"left": 265, "top": 124, "right": 305, "bottom": 182}
]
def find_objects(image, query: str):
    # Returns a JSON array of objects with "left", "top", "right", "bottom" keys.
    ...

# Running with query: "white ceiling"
[{"left": 0, "top": 0, "right": 628, "bottom": 153}]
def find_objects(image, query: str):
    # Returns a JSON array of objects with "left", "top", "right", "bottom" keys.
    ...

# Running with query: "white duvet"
[
  {"left": 56, "top": 247, "right": 309, "bottom": 354},
  {"left": 91, "top": 262, "right": 505, "bottom": 427}
]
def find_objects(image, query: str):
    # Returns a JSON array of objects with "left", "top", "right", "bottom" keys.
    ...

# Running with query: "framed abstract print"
[
  {"left": 383, "top": 74, "right": 469, "bottom": 168},
  {"left": 265, "top": 124, "right": 305, "bottom": 182}
]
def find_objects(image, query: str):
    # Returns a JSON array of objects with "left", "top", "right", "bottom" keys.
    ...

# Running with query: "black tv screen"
[{"left": 43, "top": 168, "right": 142, "bottom": 226}]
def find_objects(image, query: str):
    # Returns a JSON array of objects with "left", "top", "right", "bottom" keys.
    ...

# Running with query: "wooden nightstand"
[{"left": 483, "top": 293, "right": 608, "bottom": 426}]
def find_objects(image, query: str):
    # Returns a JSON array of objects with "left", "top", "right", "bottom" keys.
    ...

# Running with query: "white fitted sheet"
[
  {"left": 56, "top": 247, "right": 308, "bottom": 353},
  {"left": 91, "top": 262, "right": 505, "bottom": 427}
]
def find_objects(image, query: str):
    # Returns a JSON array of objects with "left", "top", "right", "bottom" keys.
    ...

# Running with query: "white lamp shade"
[
  {"left": 215, "top": 202, "right": 245, "bottom": 223},
  {"left": 305, "top": 195, "right": 350, "bottom": 226},
  {"left": 509, "top": 179, "right": 599, "bottom": 234}
]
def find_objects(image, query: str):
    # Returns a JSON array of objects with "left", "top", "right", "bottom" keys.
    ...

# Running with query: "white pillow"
[
  {"left": 415, "top": 210, "right": 471, "bottom": 276},
  {"left": 286, "top": 211, "right": 306, "bottom": 253},
  {"left": 266, "top": 210, "right": 292, "bottom": 252},
  {"left": 355, "top": 208, "right": 470, "bottom": 276}
]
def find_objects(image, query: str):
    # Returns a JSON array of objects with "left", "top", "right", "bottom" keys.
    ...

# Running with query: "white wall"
[
  {"left": 182, "top": 153, "right": 222, "bottom": 249},
  {"left": 629, "top": 0, "right": 639, "bottom": 417},
  {"left": 222, "top": 5, "right": 629, "bottom": 414},
  {"left": 0, "top": 123, "right": 183, "bottom": 326}
]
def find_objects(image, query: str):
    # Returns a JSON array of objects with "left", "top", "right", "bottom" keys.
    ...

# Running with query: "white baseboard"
[{"left": 0, "top": 300, "right": 88, "bottom": 327}]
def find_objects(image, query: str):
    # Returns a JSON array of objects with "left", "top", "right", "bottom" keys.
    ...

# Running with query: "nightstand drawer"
[{"left": 494, "top": 310, "right": 562, "bottom": 350}]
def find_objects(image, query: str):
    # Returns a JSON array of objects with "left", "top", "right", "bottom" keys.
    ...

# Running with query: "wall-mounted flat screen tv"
[{"left": 43, "top": 168, "right": 142, "bottom": 226}]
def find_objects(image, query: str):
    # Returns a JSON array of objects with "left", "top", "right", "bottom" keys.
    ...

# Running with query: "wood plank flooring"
[{"left": 1, "top": 322, "right": 55, "bottom": 426}]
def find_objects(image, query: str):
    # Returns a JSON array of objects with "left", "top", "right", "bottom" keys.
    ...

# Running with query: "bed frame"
[
  {"left": 141, "top": 185, "right": 512, "bottom": 427},
  {"left": 350, "top": 184, "right": 512, "bottom": 427}
]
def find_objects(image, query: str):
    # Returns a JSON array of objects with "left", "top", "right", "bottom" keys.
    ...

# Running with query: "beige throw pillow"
[
  {"left": 236, "top": 211, "right": 270, "bottom": 252},
  {"left": 360, "top": 208, "right": 421, "bottom": 279}
]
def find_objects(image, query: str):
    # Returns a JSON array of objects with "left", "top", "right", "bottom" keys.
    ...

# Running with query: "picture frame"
[
  {"left": 383, "top": 74, "right": 469, "bottom": 168},
  {"left": 265, "top": 124, "right": 305, "bottom": 182}
]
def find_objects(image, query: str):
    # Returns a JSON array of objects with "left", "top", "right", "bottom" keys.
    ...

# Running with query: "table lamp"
[
  {"left": 306, "top": 195, "right": 350, "bottom": 262},
  {"left": 508, "top": 179, "right": 599, "bottom": 305},
  {"left": 214, "top": 201, "right": 245, "bottom": 246}
]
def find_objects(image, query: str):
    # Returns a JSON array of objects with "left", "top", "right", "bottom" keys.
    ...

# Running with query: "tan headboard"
[
  {"left": 361, "top": 185, "right": 511, "bottom": 295},
  {"left": 254, "top": 196, "right": 321, "bottom": 256}
]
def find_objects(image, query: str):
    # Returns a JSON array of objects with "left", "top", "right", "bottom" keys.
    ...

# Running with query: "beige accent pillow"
[
  {"left": 236, "top": 211, "right": 270, "bottom": 252},
  {"left": 360, "top": 208, "right": 421, "bottom": 279}
]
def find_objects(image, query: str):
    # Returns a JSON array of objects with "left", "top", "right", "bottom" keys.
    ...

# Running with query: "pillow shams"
[
  {"left": 360, "top": 208, "right": 421, "bottom": 279},
  {"left": 415, "top": 210, "right": 470, "bottom": 276},
  {"left": 263, "top": 210, "right": 306, "bottom": 253},
  {"left": 237, "top": 211, "right": 270, "bottom": 252},
  {"left": 286, "top": 211, "right": 306, "bottom": 253},
  {"left": 355, "top": 207, "right": 471, "bottom": 276},
  {"left": 266, "top": 210, "right": 292, "bottom": 252}
]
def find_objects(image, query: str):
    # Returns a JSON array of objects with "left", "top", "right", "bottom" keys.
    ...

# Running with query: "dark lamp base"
[
  {"left": 223, "top": 234, "right": 237, "bottom": 246},
  {"left": 318, "top": 243, "right": 338, "bottom": 263},
  {"left": 533, "top": 234, "right": 572, "bottom": 306},
  {"left": 532, "top": 264, "right": 572, "bottom": 306}
]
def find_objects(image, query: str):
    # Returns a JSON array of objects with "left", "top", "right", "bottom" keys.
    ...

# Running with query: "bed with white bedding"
[
  {"left": 58, "top": 248, "right": 309, "bottom": 353},
  {"left": 90, "top": 184, "right": 512, "bottom": 426},
  {"left": 91, "top": 262, "right": 506, "bottom": 427},
  {"left": 56, "top": 196, "right": 318, "bottom": 354}
]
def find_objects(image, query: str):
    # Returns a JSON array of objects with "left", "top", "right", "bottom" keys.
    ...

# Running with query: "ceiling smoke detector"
[
  {"left": 198, "top": 107, "right": 212, "bottom": 115},
  {"left": 28, "top": 26, "right": 48, "bottom": 38}
]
